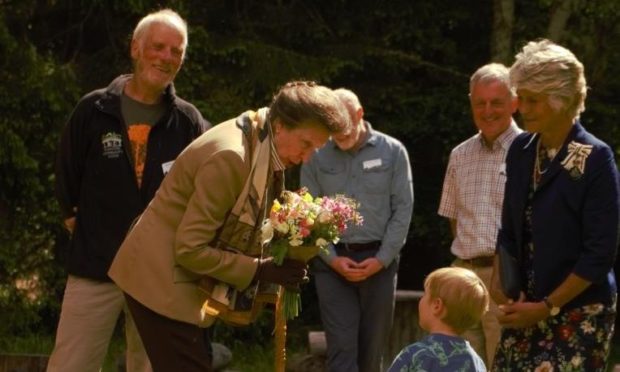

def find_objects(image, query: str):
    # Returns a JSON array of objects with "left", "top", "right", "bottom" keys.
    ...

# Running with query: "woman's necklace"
[{"left": 533, "top": 139, "right": 553, "bottom": 188}]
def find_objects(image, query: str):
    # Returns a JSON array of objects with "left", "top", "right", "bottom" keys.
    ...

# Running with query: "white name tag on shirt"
[
  {"left": 363, "top": 158, "right": 382, "bottom": 170},
  {"left": 162, "top": 160, "right": 174, "bottom": 175},
  {"left": 499, "top": 163, "right": 506, "bottom": 176}
]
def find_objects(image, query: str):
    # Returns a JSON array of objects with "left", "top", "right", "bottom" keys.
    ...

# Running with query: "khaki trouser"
[
  {"left": 452, "top": 258, "right": 502, "bottom": 369},
  {"left": 47, "top": 275, "right": 151, "bottom": 372}
]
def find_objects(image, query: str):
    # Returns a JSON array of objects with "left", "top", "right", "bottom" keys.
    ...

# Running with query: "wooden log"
[
  {"left": 308, "top": 331, "right": 327, "bottom": 355},
  {"left": 384, "top": 290, "right": 426, "bottom": 369},
  {"left": 0, "top": 353, "right": 49, "bottom": 372}
]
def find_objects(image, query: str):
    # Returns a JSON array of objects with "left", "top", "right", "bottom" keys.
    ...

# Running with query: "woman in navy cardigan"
[{"left": 491, "top": 39, "right": 620, "bottom": 371}]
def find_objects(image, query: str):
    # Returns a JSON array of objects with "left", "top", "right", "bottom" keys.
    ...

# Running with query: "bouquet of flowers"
[{"left": 263, "top": 187, "right": 363, "bottom": 319}]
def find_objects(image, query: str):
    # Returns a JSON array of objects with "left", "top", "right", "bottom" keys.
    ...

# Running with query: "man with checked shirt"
[{"left": 438, "top": 63, "right": 522, "bottom": 368}]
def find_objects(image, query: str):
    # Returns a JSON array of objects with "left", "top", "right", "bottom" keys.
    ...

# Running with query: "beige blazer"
[{"left": 109, "top": 115, "right": 261, "bottom": 326}]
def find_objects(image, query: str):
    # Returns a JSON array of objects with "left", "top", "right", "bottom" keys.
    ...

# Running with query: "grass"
[
  {"left": 610, "top": 343, "right": 620, "bottom": 370},
  {"left": 0, "top": 334, "right": 54, "bottom": 355},
  {"left": 3, "top": 333, "right": 620, "bottom": 371},
  {"left": 0, "top": 334, "right": 122, "bottom": 372},
  {"left": 0, "top": 333, "right": 295, "bottom": 372},
  {"left": 228, "top": 343, "right": 278, "bottom": 371}
]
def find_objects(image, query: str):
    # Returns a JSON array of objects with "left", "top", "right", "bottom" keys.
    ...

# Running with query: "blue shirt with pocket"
[{"left": 300, "top": 122, "right": 413, "bottom": 267}]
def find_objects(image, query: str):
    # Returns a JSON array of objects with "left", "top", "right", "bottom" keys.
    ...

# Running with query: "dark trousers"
[
  {"left": 125, "top": 294, "right": 213, "bottom": 372},
  {"left": 312, "top": 250, "right": 398, "bottom": 372}
]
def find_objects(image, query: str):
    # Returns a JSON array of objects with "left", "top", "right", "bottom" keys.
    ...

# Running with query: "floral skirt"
[{"left": 493, "top": 302, "right": 616, "bottom": 371}]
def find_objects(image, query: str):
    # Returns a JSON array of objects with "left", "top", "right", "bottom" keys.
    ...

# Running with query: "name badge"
[
  {"left": 162, "top": 160, "right": 174, "bottom": 175},
  {"left": 499, "top": 163, "right": 506, "bottom": 176},
  {"left": 363, "top": 158, "right": 382, "bottom": 170}
]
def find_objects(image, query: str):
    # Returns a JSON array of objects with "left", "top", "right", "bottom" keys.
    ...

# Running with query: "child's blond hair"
[{"left": 424, "top": 267, "right": 489, "bottom": 334}]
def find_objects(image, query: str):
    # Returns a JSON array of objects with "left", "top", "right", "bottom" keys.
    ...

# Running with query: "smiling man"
[
  {"left": 437, "top": 63, "right": 521, "bottom": 368},
  {"left": 49, "top": 9, "right": 210, "bottom": 372}
]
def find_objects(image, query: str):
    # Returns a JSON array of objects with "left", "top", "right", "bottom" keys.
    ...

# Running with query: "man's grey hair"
[
  {"left": 333, "top": 88, "right": 363, "bottom": 113},
  {"left": 132, "top": 9, "right": 188, "bottom": 59},
  {"left": 469, "top": 63, "right": 514, "bottom": 97}
]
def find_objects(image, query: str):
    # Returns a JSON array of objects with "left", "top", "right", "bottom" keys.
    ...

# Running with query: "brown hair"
[{"left": 268, "top": 81, "right": 349, "bottom": 134}]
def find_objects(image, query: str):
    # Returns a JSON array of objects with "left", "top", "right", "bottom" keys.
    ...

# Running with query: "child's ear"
[
  {"left": 432, "top": 297, "right": 447, "bottom": 318},
  {"left": 431, "top": 297, "right": 443, "bottom": 313}
]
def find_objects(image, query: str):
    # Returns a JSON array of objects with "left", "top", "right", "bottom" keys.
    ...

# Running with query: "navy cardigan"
[{"left": 497, "top": 122, "right": 620, "bottom": 309}]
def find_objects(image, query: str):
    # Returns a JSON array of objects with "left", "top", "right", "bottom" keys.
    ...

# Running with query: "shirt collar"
[
  {"left": 256, "top": 107, "right": 286, "bottom": 172},
  {"left": 329, "top": 121, "right": 378, "bottom": 150},
  {"left": 477, "top": 120, "right": 522, "bottom": 151}
]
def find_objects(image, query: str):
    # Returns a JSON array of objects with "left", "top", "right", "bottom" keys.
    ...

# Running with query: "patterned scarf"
[
  {"left": 212, "top": 108, "right": 282, "bottom": 257},
  {"left": 201, "top": 109, "right": 284, "bottom": 326}
]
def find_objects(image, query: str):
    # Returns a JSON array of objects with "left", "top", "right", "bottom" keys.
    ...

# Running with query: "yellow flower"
[{"left": 272, "top": 199, "right": 282, "bottom": 212}]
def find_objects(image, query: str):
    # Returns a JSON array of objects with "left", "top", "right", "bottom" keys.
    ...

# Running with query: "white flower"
[
  {"left": 315, "top": 238, "right": 328, "bottom": 247},
  {"left": 261, "top": 220, "right": 274, "bottom": 244},
  {"left": 275, "top": 222, "right": 289, "bottom": 234},
  {"left": 318, "top": 211, "right": 333, "bottom": 224},
  {"left": 503, "top": 337, "right": 516, "bottom": 348},
  {"left": 289, "top": 238, "right": 303, "bottom": 247},
  {"left": 570, "top": 355, "right": 584, "bottom": 367},
  {"left": 583, "top": 303, "right": 603, "bottom": 315},
  {"left": 534, "top": 361, "right": 554, "bottom": 372},
  {"left": 580, "top": 320, "right": 595, "bottom": 334}
]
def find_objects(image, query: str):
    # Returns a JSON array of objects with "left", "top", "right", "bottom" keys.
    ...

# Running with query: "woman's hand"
[{"left": 497, "top": 299, "right": 549, "bottom": 328}]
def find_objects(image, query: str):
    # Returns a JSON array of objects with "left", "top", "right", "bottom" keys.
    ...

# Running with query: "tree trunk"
[
  {"left": 491, "top": 0, "right": 515, "bottom": 64},
  {"left": 547, "top": 0, "right": 578, "bottom": 43}
]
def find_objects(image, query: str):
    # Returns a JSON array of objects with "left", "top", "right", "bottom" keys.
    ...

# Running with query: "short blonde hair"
[
  {"left": 510, "top": 39, "right": 587, "bottom": 121},
  {"left": 133, "top": 9, "right": 188, "bottom": 59},
  {"left": 424, "top": 267, "right": 489, "bottom": 334}
]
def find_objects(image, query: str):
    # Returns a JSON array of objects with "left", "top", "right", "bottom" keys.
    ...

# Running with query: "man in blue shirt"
[{"left": 301, "top": 88, "right": 414, "bottom": 372}]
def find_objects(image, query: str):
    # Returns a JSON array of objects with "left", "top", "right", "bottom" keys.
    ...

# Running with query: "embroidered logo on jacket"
[{"left": 101, "top": 132, "right": 123, "bottom": 159}]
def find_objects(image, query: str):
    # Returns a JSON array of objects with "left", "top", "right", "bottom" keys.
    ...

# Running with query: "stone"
[{"left": 212, "top": 342, "right": 233, "bottom": 371}]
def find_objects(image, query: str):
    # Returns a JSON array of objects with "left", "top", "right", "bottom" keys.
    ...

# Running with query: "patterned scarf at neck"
[
  {"left": 212, "top": 108, "right": 279, "bottom": 257},
  {"left": 200, "top": 109, "right": 282, "bottom": 326}
]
